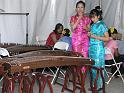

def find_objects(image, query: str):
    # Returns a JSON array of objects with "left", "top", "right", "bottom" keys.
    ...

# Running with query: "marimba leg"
[
  {"left": 89, "top": 66, "right": 105, "bottom": 93},
  {"left": 35, "top": 73, "right": 53, "bottom": 93}
]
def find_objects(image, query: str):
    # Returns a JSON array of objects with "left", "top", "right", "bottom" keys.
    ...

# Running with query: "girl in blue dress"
[{"left": 88, "top": 8, "right": 109, "bottom": 90}]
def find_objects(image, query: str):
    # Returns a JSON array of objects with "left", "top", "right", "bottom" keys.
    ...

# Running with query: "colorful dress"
[
  {"left": 88, "top": 20, "right": 108, "bottom": 89},
  {"left": 70, "top": 15, "right": 91, "bottom": 57}
]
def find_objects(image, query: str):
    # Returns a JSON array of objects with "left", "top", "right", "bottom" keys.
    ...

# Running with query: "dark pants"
[{"left": 105, "top": 55, "right": 124, "bottom": 75}]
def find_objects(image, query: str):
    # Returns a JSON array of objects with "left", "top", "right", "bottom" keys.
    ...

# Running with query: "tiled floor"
[
  {"left": 0, "top": 75, "right": 123, "bottom": 93},
  {"left": 53, "top": 76, "right": 124, "bottom": 93}
]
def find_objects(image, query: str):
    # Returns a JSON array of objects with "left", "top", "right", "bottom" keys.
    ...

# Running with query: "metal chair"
[
  {"left": 52, "top": 42, "right": 69, "bottom": 84},
  {"left": 42, "top": 42, "right": 69, "bottom": 84},
  {"left": 105, "top": 47, "right": 124, "bottom": 84},
  {"left": 0, "top": 48, "right": 10, "bottom": 90},
  {"left": 0, "top": 48, "right": 10, "bottom": 58},
  {"left": 53, "top": 42, "right": 69, "bottom": 51}
]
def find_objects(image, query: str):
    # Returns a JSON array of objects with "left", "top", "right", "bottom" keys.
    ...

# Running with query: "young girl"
[
  {"left": 46, "top": 23, "right": 63, "bottom": 47},
  {"left": 105, "top": 27, "right": 124, "bottom": 77},
  {"left": 58, "top": 28, "right": 72, "bottom": 51},
  {"left": 88, "top": 9, "right": 109, "bottom": 90},
  {"left": 70, "top": 1, "right": 91, "bottom": 58}
]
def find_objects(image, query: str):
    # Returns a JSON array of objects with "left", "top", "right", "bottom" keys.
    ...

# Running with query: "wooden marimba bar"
[
  {"left": 1, "top": 50, "right": 84, "bottom": 73},
  {"left": 14, "top": 50, "right": 83, "bottom": 58},
  {"left": 0, "top": 55, "right": 94, "bottom": 73},
  {"left": 0, "top": 50, "right": 105, "bottom": 93},
  {"left": 0, "top": 55, "right": 94, "bottom": 93},
  {"left": 6, "top": 44, "right": 52, "bottom": 55}
]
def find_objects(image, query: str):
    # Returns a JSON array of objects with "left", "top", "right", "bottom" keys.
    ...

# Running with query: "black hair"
[
  {"left": 89, "top": 7, "right": 103, "bottom": 20},
  {"left": 64, "top": 28, "right": 70, "bottom": 37},
  {"left": 108, "top": 27, "right": 118, "bottom": 37},
  {"left": 95, "top": 6, "right": 103, "bottom": 15},
  {"left": 76, "top": 1, "right": 85, "bottom": 8},
  {"left": 54, "top": 23, "right": 63, "bottom": 34}
]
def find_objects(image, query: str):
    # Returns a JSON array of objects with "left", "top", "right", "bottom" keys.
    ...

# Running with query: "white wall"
[
  {"left": 0, "top": 0, "right": 78, "bottom": 44},
  {"left": 0, "top": 14, "right": 27, "bottom": 44},
  {"left": 0, "top": 0, "right": 123, "bottom": 45}
]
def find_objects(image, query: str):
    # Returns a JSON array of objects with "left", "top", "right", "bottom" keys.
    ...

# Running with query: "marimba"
[
  {"left": 0, "top": 50, "right": 93, "bottom": 73},
  {"left": 0, "top": 50, "right": 83, "bottom": 73},
  {"left": 6, "top": 44, "right": 52, "bottom": 55},
  {"left": 4, "top": 56, "right": 93, "bottom": 72},
  {"left": 14, "top": 50, "right": 82, "bottom": 58},
  {"left": 0, "top": 55, "right": 96, "bottom": 93},
  {"left": 0, "top": 50, "right": 105, "bottom": 93}
]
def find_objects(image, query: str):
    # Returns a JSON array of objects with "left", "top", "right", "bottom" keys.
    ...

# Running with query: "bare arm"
[
  {"left": 114, "top": 48, "right": 120, "bottom": 57},
  {"left": 51, "top": 34, "right": 58, "bottom": 43}
]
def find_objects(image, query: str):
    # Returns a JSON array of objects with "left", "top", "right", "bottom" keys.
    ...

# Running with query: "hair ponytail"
[
  {"left": 89, "top": 6, "right": 103, "bottom": 20},
  {"left": 95, "top": 6, "right": 102, "bottom": 16}
]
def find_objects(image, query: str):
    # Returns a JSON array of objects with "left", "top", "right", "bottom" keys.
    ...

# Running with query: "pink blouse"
[{"left": 105, "top": 38, "right": 118, "bottom": 60}]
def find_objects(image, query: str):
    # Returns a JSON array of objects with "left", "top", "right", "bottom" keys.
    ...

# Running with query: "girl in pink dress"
[
  {"left": 70, "top": 1, "right": 91, "bottom": 58},
  {"left": 70, "top": 1, "right": 91, "bottom": 72}
]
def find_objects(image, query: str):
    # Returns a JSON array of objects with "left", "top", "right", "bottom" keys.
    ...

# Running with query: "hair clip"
[{"left": 110, "top": 27, "right": 115, "bottom": 33}]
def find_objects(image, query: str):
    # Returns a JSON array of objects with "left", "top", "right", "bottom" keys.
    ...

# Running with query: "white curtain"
[
  {"left": 0, "top": 0, "right": 79, "bottom": 44},
  {"left": 0, "top": 14, "right": 27, "bottom": 44},
  {"left": 31, "top": 0, "right": 78, "bottom": 44},
  {"left": 102, "top": 0, "right": 124, "bottom": 34},
  {"left": 85, "top": 0, "right": 124, "bottom": 35},
  {"left": 85, "top": 0, "right": 99, "bottom": 14},
  {"left": 0, "top": 0, "right": 123, "bottom": 45}
]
